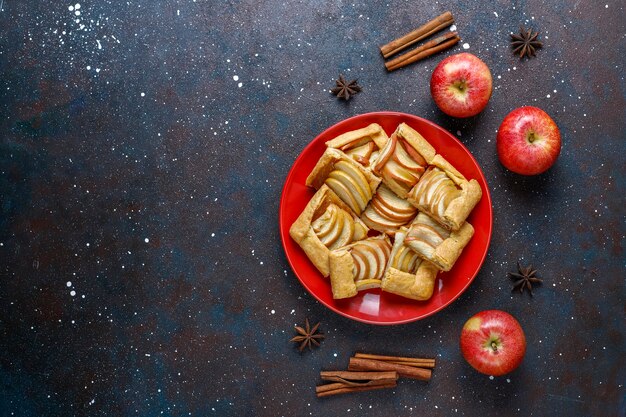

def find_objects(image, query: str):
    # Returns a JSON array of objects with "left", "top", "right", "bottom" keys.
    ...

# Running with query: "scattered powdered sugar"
[
  {"left": 462, "top": 43, "right": 470, "bottom": 50},
  {"left": 46, "top": 3, "right": 121, "bottom": 75}
]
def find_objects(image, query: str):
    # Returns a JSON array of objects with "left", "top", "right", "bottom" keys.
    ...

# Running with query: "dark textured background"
[{"left": 1, "top": 1, "right": 624, "bottom": 416}]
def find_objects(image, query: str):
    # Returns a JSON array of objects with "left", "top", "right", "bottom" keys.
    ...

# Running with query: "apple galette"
[
  {"left": 306, "top": 148, "right": 381, "bottom": 216},
  {"left": 289, "top": 185, "right": 369, "bottom": 277},
  {"left": 292, "top": 122, "right": 483, "bottom": 302},
  {"left": 380, "top": 228, "right": 440, "bottom": 301},
  {"left": 404, "top": 212, "right": 474, "bottom": 272},
  {"left": 407, "top": 155, "right": 482, "bottom": 231},
  {"left": 372, "top": 123, "right": 436, "bottom": 199},
  {"left": 328, "top": 235, "right": 392, "bottom": 299},
  {"left": 325, "top": 123, "right": 389, "bottom": 167}
]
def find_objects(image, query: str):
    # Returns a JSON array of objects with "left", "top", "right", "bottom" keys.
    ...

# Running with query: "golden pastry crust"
[
  {"left": 325, "top": 123, "right": 389, "bottom": 152},
  {"left": 381, "top": 230, "right": 440, "bottom": 300},
  {"left": 407, "top": 154, "right": 482, "bottom": 231},
  {"left": 432, "top": 221, "right": 474, "bottom": 271},
  {"left": 404, "top": 212, "right": 474, "bottom": 271},
  {"left": 328, "top": 235, "right": 391, "bottom": 299},
  {"left": 289, "top": 185, "right": 368, "bottom": 277},
  {"left": 328, "top": 250, "right": 358, "bottom": 299},
  {"left": 382, "top": 262, "right": 440, "bottom": 301},
  {"left": 395, "top": 123, "right": 437, "bottom": 164}
]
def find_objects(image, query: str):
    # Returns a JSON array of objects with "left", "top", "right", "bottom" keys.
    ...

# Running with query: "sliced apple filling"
[
  {"left": 372, "top": 133, "right": 429, "bottom": 197},
  {"left": 328, "top": 236, "right": 392, "bottom": 299},
  {"left": 389, "top": 242, "right": 421, "bottom": 274},
  {"left": 404, "top": 212, "right": 474, "bottom": 272},
  {"left": 409, "top": 167, "right": 462, "bottom": 221},
  {"left": 361, "top": 184, "right": 417, "bottom": 234},
  {"left": 311, "top": 203, "right": 367, "bottom": 251},
  {"left": 404, "top": 212, "right": 450, "bottom": 259},
  {"left": 324, "top": 160, "right": 373, "bottom": 216},
  {"left": 350, "top": 238, "right": 392, "bottom": 289}
]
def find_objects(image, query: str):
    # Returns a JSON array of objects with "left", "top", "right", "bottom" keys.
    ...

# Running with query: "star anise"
[
  {"left": 510, "top": 26, "right": 543, "bottom": 58},
  {"left": 290, "top": 318, "right": 324, "bottom": 352},
  {"left": 330, "top": 74, "right": 362, "bottom": 101},
  {"left": 509, "top": 261, "right": 543, "bottom": 296}
]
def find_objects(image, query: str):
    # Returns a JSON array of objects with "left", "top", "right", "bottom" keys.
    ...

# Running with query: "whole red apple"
[
  {"left": 496, "top": 106, "right": 561, "bottom": 175},
  {"left": 460, "top": 310, "right": 526, "bottom": 376},
  {"left": 430, "top": 52, "right": 493, "bottom": 118}
]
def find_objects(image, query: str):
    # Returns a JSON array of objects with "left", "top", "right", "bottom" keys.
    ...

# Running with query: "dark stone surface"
[{"left": 0, "top": 1, "right": 624, "bottom": 416}]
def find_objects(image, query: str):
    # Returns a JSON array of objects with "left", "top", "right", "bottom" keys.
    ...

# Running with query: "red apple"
[
  {"left": 430, "top": 52, "right": 493, "bottom": 118},
  {"left": 496, "top": 106, "right": 561, "bottom": 175},
  {"left": 460, "top": 310, "right": 526, "bottom": 376}
]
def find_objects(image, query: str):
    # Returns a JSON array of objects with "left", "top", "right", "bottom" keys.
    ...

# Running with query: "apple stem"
[{"left": 491, "top": 341, "right": 498, "bottom": 352}]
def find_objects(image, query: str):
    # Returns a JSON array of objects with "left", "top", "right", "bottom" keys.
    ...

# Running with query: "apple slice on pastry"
[
  {"left": 328, "top": 235, "right": 392, "bottom": 299},
  {"left": 361, "top": 184, "right": 418, "bottom": 235},
  {"left": 371, "top": 123, "right": 436, "bottom": 198}
]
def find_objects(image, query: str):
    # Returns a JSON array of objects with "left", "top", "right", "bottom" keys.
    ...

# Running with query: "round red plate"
[{"left": 279, "top": 112, "right": 492, "bottom": 325}]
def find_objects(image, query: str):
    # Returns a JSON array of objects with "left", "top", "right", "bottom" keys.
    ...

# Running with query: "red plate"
[{"left": 279, "top": 112, "right": 492, "bottom": 325}]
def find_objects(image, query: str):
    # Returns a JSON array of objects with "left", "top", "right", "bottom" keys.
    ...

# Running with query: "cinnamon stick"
[
  {"left": 320, "top": 370, "right": 398, "bottom": 385},
  {"left": 385, "top": 31, "right": 459, "bottom": 71},
  {"left": 316, "top": 380, "right": 397, "bottom": 397},
  {"left": 316, "top": 371, "right": 398, "bottom": 397},
  {"left": 348, "top": 357, "right": 432, "bottom": 381},
  {"left": 354, "top": 353, "right": 436, "bottom": 369},
  {"left": 386, "top": 33, "right": 460, "bottom": 71},
  {"left": 380, "top": 11, "right": 454, "bottom": 58}
]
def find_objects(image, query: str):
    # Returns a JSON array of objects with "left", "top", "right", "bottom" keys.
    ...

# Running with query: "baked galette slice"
[
  {"left": 404, "top": 212, "right": 474, "bottom": 272},
  {"left": 407, "top": 154, "right": 482, "bottom": 231},
  {"left": 290, "top": 185, "right": 369, "bottom": 277},
  {"left": 371, "top": 123, "right": 436, "bottom": 199},
  {"left": 325, "top": 123, "right": 389, "bottom": 168},
  {"left": 381, "top": 228, "right": 440, "bottom": 301},
  {"left": 360, "top": 184, "right": 418, "bottom": 235},
  {"left": 328, "top": 235, "right": 392, "bottom": 299},
  {"left": 306, "top": 148, "right": 381, "bottom": 216}
]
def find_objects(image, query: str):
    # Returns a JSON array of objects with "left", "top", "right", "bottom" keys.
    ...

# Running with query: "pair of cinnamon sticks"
[
  {"left": 316, "top": 352, "right": 436, "bottom": 397},
  {"left": 380, "top": 11, "right": 459, "bottom": 71}
]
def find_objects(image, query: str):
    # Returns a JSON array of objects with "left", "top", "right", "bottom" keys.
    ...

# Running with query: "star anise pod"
[
  {"left": 509, "top": 261, "right": 543, "bottom": 296},
  {"left": 330, "top": 74, "right": 362, "bottom": 101},
  {"left": 290, "top": 318, "right": 324, "bottom": 352},
  {"left": 510, "top": 26, "right": 543, "bottom": 58}
]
